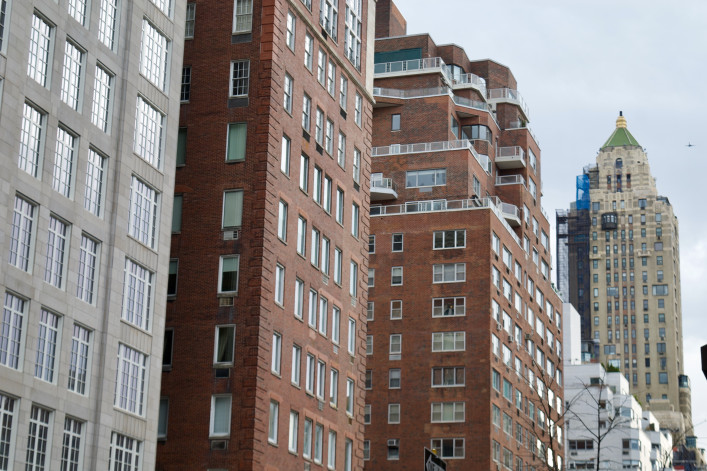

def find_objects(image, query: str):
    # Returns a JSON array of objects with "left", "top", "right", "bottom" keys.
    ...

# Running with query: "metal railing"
[
  {"left": 372, "top": 139, "right": 478, "bottom": 157},
  {"left": 496, "top": 175, "right": 526, "bottom": 186},
  {"left": 371, "top": 196, "right": 521, "bottom": 246},
  {"left": 453, "top": 73, "right": 487, "bottom": 95},
  {"left": 373, "top": 86, "right": 449, "bottom": 100},
  {"left": 451, "top": 94, "right": 488, "bottom": 112},
  {"left": 374, "top": 57, "right": 445, "bottom": 75},
  {"left": 371, "top": 178, "right": 396, "bottom": 192},
  {"left": 488, "top": 88, "right": 530, "bottom": 118},
  {"left": 497, "top": 146, "right": 525, "bottom": 160}
]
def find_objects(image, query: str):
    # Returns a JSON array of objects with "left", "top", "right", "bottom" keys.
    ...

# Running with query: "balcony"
[
  {"left": 371, "top": 196, "right": 521, "bottom": 247},
  {"left": 374, "top": 57, "right": 447, "bottom": 77},
  {"left": 496, "top": 146, "right": 526, "bottom": 169},
  {"left": 370, "top": 177, "right": 398, "bottom": 202},
  {"left": 451, "top": 94, "right": 489, "bottom": 113},
  {"left": 371, "top": 139, "right": 492, "bottom": 175},
  {"left": 451, "top": 72, "right": 487, "bottom": 97},
  {"left": 496, "top": 175, "right": 526, "bottom": 187},
  {"left": 488, "top": 88, "right": 530, "bottom": 121}
]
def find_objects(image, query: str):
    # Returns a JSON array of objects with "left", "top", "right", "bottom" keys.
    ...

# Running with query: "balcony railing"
[
  {"left": 374, "top": 57, "right": 445, "bottom": 75},
  {"left": 451, "top": 94, "right": 489, "bottom": 112},
  {"left": 496, "top": 175, "right": 526, "bottom": 186},
  {"left": 488, "top": 88, "right": 530, "bottom": 119},
  {"left": 371, "top": 196, "right": 521, "bottom": 247},
  {"left": 371, "top": 139, "right": 492, "bottom": 175},
  {"left": 372, "top": 178, "right": 396, "bottom": 190},
  {"left": 373, "top": 86, "right": 448, "bottom": 100},
  {"left": 497, "top": 146, "right": 525, "bottom": 159},
  {"left": 452, "top": 73, "right": 487, "bottom": 95}
]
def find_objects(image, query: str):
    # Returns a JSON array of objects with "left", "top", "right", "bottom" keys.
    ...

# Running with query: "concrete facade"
[
  {"left": 155, "top": 0, "right": 375, "bottom": 469},
  {"left": 364, "top": 2, "right": 564, "bottom": 469},
  {"left": 0, "top": 0, "right": 184, "bottom": 468}
]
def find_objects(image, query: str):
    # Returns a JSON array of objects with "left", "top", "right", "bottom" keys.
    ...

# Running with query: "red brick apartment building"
[
  {"left": 364, "top": 2, "right": 565, "bottom": 470},
  {"left": 156, "top": 0, "right": 374, "bottom": 469}
]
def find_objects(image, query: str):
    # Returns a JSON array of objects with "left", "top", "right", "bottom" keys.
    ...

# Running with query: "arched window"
[{"left": 615, "top": 158, "right": 623, "bottom": 168}]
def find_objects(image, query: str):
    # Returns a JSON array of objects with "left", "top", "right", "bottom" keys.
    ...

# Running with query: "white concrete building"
[
  {"left": 565, "top": 363, "right": 673, "bottom": 470},
  {"left": 0, "top": 0, "right": 184, "bottom": 468}
]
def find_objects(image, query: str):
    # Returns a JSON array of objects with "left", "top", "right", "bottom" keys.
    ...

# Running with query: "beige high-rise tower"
[{"left": 561, "top": 112, "right": 692, "bottom": 437}]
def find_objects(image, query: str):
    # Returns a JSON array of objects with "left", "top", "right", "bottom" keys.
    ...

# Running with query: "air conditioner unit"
[
  {"left": 660, "top": 336, "right": 665, "bottom": 341},
  {"left": 223, "top": 229, "right": 240, "bottom": 241},
  {"left": 508, "top": 335, "right": 513, "bottom": 343},
  {"left": 219, "top": 297, "right": 234, "bottom": 307},
  {"left": 210, "top": 440, "right": 228, "bottom": 450},
  {"left": 525, "top": 333, "right": 532, "bottom": 340},
  {"left": 387, "top": 439, "right": 399, "bottom": 447},
  {"left": 496, "top": 322, "right": 502, "bottom": 331}
]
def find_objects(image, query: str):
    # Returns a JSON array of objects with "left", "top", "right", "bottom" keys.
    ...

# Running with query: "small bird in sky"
[{"left": 686, "top": 142, "right": 696, "bottom": 147}]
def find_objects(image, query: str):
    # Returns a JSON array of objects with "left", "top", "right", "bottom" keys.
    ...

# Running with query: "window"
[
  {"left": 432, "top": 366, "right": 465, "bottom": 387},
  {"left": 0, "top": 293, "right": 26, "bottom": 372},
  {"left": 302, "top": 418, "right": 313, "bottom": 459},
  {"left": 431, "top": 438, "right": 464, "bottom": 459},
  {"left": 389, "top": 333, "right": 401, "bottom": 358},
  {"left": 315, "top": 108, "right": 324, "bottom": 144},
  {"left": 91, "top": 65, "right": 113, "bottom": 132},
  {"left": 325, "top": 119, "right": 334, "bottom": 154},
  {"left": 26, "top": 405, "right": 52, "bottom": 469},
  {"left": 329, "top": 368, "right": 339, "bottom": 406},
  {"left": 283, "top": 73, "right": 293, "bottom": 113},
  {"left": 134, "top": 96, "right": 164, "bottom": 168},
  {"left": 316, "top": 360, "right": 326, "bottom": 399},
  {"left": 308, "top": 290, "right": 317, "bottom": 328},
  {"left": 351, "top": 203, "right": 359, "bottom": 237},
  {"left": 209, "top": 395, "right": 232, "bottom": 437},
  {"left": 347, "top": 317, "right": 356, "bottom": 355},
  {"left": 432, "top": 332, "right": 465, "bottom": 352},
  {"left": 367, "top": 302, "right": 374, "bottom": 321},
  {"left": 349, "top": 260, "right": 358, "bottom": 297},
  {"left": 389, "top": 369, "right": 401, "bottom": 389},
  {"left": 344, "top": 0, "right": 362, "bottom": 68},
  {"left": 302, "top": 94, "right": 311, "bottom": 132},
  {"left": 390, "top": 233, "right": 404, "bottom": 252},
  {"left": 122, "top": 259, "right": 154, "bottom": 331},
  {"left": 328, "top": 430, "right": 337, "bottom": 469},
  {"left": 659, "top": 373, "right": 668, "bottom": 384},
  {"left": 286, "top": 411, "right": 299, "bottom": 454},
  {"left": 431, "top": 402, "right": 465, "bottom": 422},
  {"left": 268, "top": 400, "right": 279, "bottom": 444},
  {"left": 432, "top": 297, "right": 465, "bottom": 317},
  {"left": 271, "top": 332, "right": 282, "bottom": 374},
  {"left": 406, "top": 168, "right": 446, "bottom": 187},
  {"left": 340, "top": 75, "right": 348, "bottom": 109},
  {"left": 115, "top": 344, "right": 147, "bottom": 415},
  {"left": 391, "top": 114, "right": 400, "bottom": 131},
  {"left": 388, "top": 439, "right": 399, "bottom": 460},
  {"left": 434, "top": 230, "right": 465, "bottom": 249},
  {"left": 140, "top": 19, "right": 170, "bottom": 90},
  {"left": 312, "top": 228, "right": 321, "bottom": 266},
  {"left": 179, "top": 66, "right": 191, "bottom": 102},
  {"left": 233, "top": 0, "right": 253, "bottom": 33},
  {"left": 68, "top": 324, "right": 91, "bottom": 394},
  {"left": 19, "top": 103, "right": 45, "bottom": 178},
  {"left": 61, "top": 417, "right": 84, "bottom": 470},
  {"left": 346, "top": 378, "right": 354, "bottom": 414},
  {"left": 334, "top": 247, "right": 342, "bottom": 284},
  {"left": 221, "top": 190, "right": 244, "bottom": 230},
  {"left": 364, "top": 370, "right": 372, "bottom": 389},
  {"left": 354, "top": 92, "right": 362, "bottom": 126},
  {"left": 433, "top": 263, "right": 465, "bottom": 283},
  {"left": 286, "top": 11, "right": 296, "bottom": 50},
  {"left": 98, "top": 0, "right": 119, "bottom": 49},
  {"left": 300, "top": 154, "right": 309, "bottom": 192},
  {"left": 212, "top": 325, "right": 236, "bottom": 367},
  {"left": 230, "top": 60, "right": 250, "bottom": 96},
  {"left": 318, "top": 296, "right": 328, "bottom": 336},
  {"left": 317, "top": 49, "right": 326, "bottom": 85},
  {"left": 313, "top": 166, "right": 322, "bottom": 204},
  {"left": 332, "top": 306, "right": 340, "bottom": 344},
  {"left": 294, "top": 279, "right": 304, "bottom": 319},
  {"left": 171, "top": 194, "right": 182, "bottom": 233},
  {"left": 28, "top": 14, "right": 53, "bottom": 87},
  {"left": 275, "top": 264, "right": 285, "bottom": 305},
  {"left": 218, "top": 255, "right": 239, "bottom": 293},
  {"left": 68, "top": 0, "right": 88, "bottom": 25},
  {"left": 390, "top": 300, "right": 402, "bottom": 319},
  {"left": 388, "top": 403, "right": 400, "bottom": 423},
  {"left": 367, "top": 269, "right": 374, "bottom": 287},
  {"left": 129, "top": 176, "right": 159, "bottom": 248},
  {"left": 391, "top": 266, "right": 402, "bottom": 286},
  {"left": 345, "top": 439, "right": 353, "bottom": 471},
  {"left": 320, "top": 0, "right": 338, "bottom": 39},
  {"left": 327, "top": 60, "right": 336, "bottom": 96},
  {"left": 185, "top": 3, "right": 196, "bottom": 38},
  {"left": 366, "top": 335, "right": 373, "bottom": 354},
  {"left": 337, "top": 131, "right": 346, "bottom": 168},
  {"left": 60, "top": 41, "right": 84, "bottom": 111},
  {"left": 304, "top": 33, "right": 313, "bottom": 70},
  {"left": 353, "top": 147, "right": 361, "bottom": 184},
  {"left": 277, "top": 200, "right": 288, "bottom": 241},
  {"left": 305, "top": 354, "right": 315, "bottom": 393},
  {"left": 297, "top": 216, "right": 307, "bottom": 256},
  {"left": 226, "top": 122, "right": 247, "bottom": 162},
  {"left": 76, "top": 235, "right": 99, "bottom": 303},
  {"left": 290, "top": 344, "right": 302, "bottom": 386}
]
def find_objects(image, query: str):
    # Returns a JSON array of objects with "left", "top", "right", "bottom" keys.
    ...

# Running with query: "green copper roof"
[{"left": 601, "top": 113, "right": 641, "bottom": 149}]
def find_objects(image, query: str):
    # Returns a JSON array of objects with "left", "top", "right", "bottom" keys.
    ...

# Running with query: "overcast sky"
[{"left": 394, "top": 0, "right": 707, "bottom": 447}]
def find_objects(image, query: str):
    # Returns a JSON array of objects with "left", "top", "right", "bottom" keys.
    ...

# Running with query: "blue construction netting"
[{"left": 576, "top": 174, "right": 590, "bottom": 210}]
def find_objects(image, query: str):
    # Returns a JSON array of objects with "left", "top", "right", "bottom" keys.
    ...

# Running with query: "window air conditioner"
[{"left": 387, "top": 439, "right": 399, "bottom": 447}]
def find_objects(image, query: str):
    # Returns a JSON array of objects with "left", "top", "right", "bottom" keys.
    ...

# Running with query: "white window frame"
[
  {"left": 98, "top": 0, "right": 119, "bottom": 50},
  {"left": 347, "top": 317, "right": 355, "bottom": 355},
  {"left": 84, "top": 148, "right": 106, "bottom": 216},
  {"left": 432, "top": 332, "right": 466, "bottom": 352},
  {"left": 432, "top": 297, "right": 465, "bottom": 317},
  {"left": 271, "top": 332, "right": 282, "bottom": 375},
  {"left": 19, "top": 102, "right": 45, "bottom": 178},
  {"left": 433, "top": 229, "right": 466, "bottom": 249},
  {"left": 268, "top": 400, "right": 279, "bottom": 444},
  {"left": 129, "top": 176, "right": 159, "bottom": 248},
  {"left": 277, "top": 200, "right": 288, "bottom": 241},
  {"left": 281, "top": 134, "right": 291, "bottom": 175},
  {"left": 60, "top": 40, "right": 84, "bottom": 110},
  {"left": 76, "top": 234, "right": 99, "bottom": 304},
  {"left": 291, "top": 344, "right": 301, "bottom": 385},
  {"left": 283, "top": 73, "right": 293, "bottom": 113},
  {"left": 27, "top": 14, "right": 53, "bottom": 87},
  {"left": 432, "top": 263, "right": 466, "bottom": 283},
  {"left": 122, "top": 258, "right": 155, "bottom": 332},
  {"left": 115, "top": 343, "right": 147, "bottom": 416},
  {"left": 140, "top": 19, "right": 170, "bottom": 91},
  {"left": 218, "top": 255, "right": 240, "bottom": 294},
  {"left": 134, "top": 95, "right": 164, "bottom": 168},
  {"left": 1, "top": 293, "right": 26, "bottom": 370},
  {"left": 52, "top": 127, "right": 77, "bottom": 198},
  {"left": 431, "top": 366, "right": 465, "bottom": 388},
  {"left": 34, "top": 309, "right": 60, "bottom": 383},
  {"left": 61, "top": 417, "right": 85, "bottom": 470},
  {"left": 214, "top": 325, "right": 235, "bottom": 365},
  {"left": 26, "top": 405, "right": 52, "bottom": 468},
  {"left": 67, "top": 323, "right": 91, "bottom": 394},
  {"left": 233, "top": 0, "right": 253, "bottom": 33},
  {"left": 286, "top": 11, "right": 296, "bottom": 51},
  {"left": 209, "top": 395, "right": 232, "bottom": 437},
  {"left": 430, "top": 402, "right": 465, "bottom": 423},
  {"left": 288, "top": 410, "right": 299, "bottom": 453},
  {"left": 230, "top": 59, "right": 250, "bottom": 97}
]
